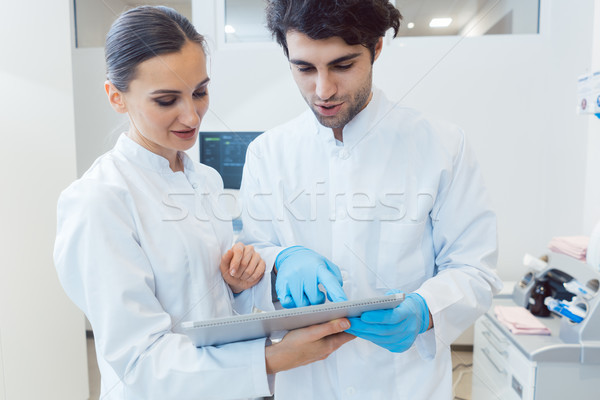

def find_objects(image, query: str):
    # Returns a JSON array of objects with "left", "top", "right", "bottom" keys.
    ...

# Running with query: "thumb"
[
  {"left": 220, "top": 249, "right": 233, "bottom": 274},
  {"left": 305, "top": 318, "right": 351, "bottom": 340}
]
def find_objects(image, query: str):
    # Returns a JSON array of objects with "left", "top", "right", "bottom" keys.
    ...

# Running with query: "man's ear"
[
  {"left": 373, "top": 37, "right": 384, "bottom": 62},
  {"left": 104, "top": 81, "right": 127, "bottom": 114}
]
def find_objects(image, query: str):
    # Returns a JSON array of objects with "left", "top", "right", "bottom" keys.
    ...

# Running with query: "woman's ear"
[{"left": 104, "top": 81, "right": 127, "bottom": 113}]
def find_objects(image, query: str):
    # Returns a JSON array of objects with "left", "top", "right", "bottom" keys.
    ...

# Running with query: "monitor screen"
[{"left": 199, "top": 131, "right": 262, "bottom": 189}]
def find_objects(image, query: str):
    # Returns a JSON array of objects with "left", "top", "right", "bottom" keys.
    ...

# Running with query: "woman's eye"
[
  {"left": 155, "top": 98, "right": 176, "bottom": 107},
  {"left": 193, "top": 90, "right": 207, "bottom": 98}
]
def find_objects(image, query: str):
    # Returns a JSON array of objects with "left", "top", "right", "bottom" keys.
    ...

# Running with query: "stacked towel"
[
  {"left": 547, "top": 236, "right": 589, "bottom": 261},
  {"left": 494, "top": 306, "right": 551, "bottom": 335}
]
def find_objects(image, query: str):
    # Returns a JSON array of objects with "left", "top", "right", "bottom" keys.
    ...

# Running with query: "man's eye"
[
  {"left": 297, "top": 66, "right": 314, "bottom": 73},
  {"left": 336, "top": 64, "right": 352, "bottom": 70}
]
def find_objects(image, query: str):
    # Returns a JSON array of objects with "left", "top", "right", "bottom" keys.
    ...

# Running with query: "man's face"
[{"left": 286, "top": 31, "right": 382, "bottom": 132}]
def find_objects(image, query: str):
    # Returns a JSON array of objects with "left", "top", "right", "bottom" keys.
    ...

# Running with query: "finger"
[
  {"left": 240, "top": 245, "right": 256, "bottom": 266},
  {"left": 304, "top": 278, "right": 325, "bottom": 305},
  {"left": 247, "top": 259, "right": 265, "bottom": 283},
  {"left": 280, "top": 294, "right": 297, "bottom": 308},
  {"left": 296, "top": 292, "right": 313, "bottom": 308},
  {"left": 360, "top": 308, "right": 402, "bottom": 324},
  {"left": 321, "top": 331, "right": 356, "bottom": 350},
  {"left": 229, "top": 243, "right": 244, "bottom": 277},
  {"left": 349, "top": 317, "right": 405, "bottom": 336},
  {"left": 241, "top": 251, "right": 262, "bottom": 280},
  {"left": 302, "top": 318, "right": 351, "bottom": 340},
  {"left": 345, "top": 329, "right": 411, "bottom": 345},
  {"left": 317, "top": 269, "right": 347, "bottom": 302},
  {"left": 220, "top": 249, "right": 233, "bottom": 276},
  {"left": 289, "top": 280, "right": 310, "bottom": 308},
  {"left": 323, "top": 259, "right": 344, "bottom": 284}
]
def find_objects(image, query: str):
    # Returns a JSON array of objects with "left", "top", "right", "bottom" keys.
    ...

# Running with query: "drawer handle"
[
  {"left": 482, "top": 320, "right": 508, "bottom": 344},
  {"left": 482, "top": 331, "right": 508, "bottom": 357},
  {"left": 482, "top": 347, "right": 507, "bottom": 376}
]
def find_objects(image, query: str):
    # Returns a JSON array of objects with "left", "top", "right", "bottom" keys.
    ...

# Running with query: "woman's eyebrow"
[{"left": 150, "top": 78, "right": 211, "bottom": 95}]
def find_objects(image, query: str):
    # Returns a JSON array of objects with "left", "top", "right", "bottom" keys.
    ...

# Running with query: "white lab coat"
[
  {"left": 54, "top": 134, "right": 272, "bottom": 400},
  {"left": 238, "top": 89, "right": 503, "bottom": 399}
]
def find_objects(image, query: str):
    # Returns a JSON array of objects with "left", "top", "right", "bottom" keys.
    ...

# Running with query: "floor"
[{"left": 87, "top": 338, "right": 473, "bottom": 399}]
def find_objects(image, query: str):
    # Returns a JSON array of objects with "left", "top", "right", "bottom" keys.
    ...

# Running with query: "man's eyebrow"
[
  {"left": 150, "top": 77, "right": 210, "bottom": 95},
  {"left": 289, "top": 53, "right": 362, "bottom": 67},
  {"left": 326, "top": 53, "right": 362, "bottom": 65}
]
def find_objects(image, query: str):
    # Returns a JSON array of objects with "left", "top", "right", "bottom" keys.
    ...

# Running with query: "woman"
[{"left": 53, "top": 6, "right": 353, "bottom": 400}]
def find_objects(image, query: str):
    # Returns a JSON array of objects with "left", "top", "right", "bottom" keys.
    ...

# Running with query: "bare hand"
[
  {"left": 265, "top": 318, "right": 355, "bottom": 374},
  {"left": 220, "top": 243, "right": 266, "bottom": 293}
]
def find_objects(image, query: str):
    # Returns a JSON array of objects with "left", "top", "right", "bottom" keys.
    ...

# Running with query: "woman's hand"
[
  {"left": 220, "top": 243, "right": 266, "bottom": 293},
  {"left": 265, "top": 318, "right": 355, "bottom": 374}
]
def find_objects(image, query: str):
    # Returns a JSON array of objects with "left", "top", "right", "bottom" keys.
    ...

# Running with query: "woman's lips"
[
  {"left": 315, "top": 103, "right": 342, "bottom": 117},
  {"left": 172, "top": 128, "right": 196, "bottom": 139}
]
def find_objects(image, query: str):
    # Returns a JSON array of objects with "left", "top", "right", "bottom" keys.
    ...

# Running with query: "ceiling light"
[
  {"left": 224, "top": 24, "right": 236, "bottom": 34},
  {"left": 407, "top": 22, "right": 415, "bottom": 29},
  {"left": 429, "top": 18, "right": 452, "bottom": 28}
]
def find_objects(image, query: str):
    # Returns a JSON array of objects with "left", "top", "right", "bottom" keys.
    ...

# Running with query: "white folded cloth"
[
  {"left": 494, "top": 306, "right": 551, "bottom": 335},
  {"left": 547, "top": 236, "right": 589, "bottom": 261}
]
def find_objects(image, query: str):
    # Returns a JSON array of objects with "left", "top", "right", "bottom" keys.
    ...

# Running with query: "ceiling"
[{"left": 396, "top": 0, "right": 496, "bottom": 36}]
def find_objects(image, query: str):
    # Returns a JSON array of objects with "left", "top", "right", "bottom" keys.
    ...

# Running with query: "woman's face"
[{"left": 116, "top": 40, "right": 209, "bottom": 165}]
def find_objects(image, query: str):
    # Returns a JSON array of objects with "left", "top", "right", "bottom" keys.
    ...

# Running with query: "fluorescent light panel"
[{"left": 429, "top": 18, "right": 452, "bottom": 28}]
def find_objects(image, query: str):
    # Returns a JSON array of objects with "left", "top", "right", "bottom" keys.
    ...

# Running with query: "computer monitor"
[{"left": 199, "top": 131, "right": 262, "bottom": 190}]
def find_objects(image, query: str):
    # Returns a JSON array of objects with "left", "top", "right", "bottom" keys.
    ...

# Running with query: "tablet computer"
[{"left": 181, "top": 293, "right": 404, "bottom": 347}]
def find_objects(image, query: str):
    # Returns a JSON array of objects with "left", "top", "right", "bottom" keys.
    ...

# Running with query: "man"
[{"left": 238, "top": 0, "right": 502, "bottom": 398}]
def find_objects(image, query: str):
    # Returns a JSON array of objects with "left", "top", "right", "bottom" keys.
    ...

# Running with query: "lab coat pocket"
[{"left": 375, "top": 221, "right": 427, "bottom": 292}]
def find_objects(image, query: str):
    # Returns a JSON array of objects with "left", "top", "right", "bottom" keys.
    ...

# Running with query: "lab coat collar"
[
  {"left": 313, "top": 87, "right": 395, "bottom": 148},
  {"left": 115, "top": 133, "right": 195, "bottom": 176}
]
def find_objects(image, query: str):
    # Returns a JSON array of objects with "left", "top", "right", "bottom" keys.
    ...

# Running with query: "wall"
[
  {"left": 0, "top": 0, "right": 89, "bottom": 399},
  {"left": 195, "top": 0, "right": 594, "bottom": 281},
  {"left": 72, "top": 0, "right": 596, "bottom": 282},
  {"left": 583, "top": 0, "right": 600, "bottom": 234}
]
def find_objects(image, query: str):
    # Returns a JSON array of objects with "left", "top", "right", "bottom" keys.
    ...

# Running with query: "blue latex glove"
[
  {"left": 275, "top": 246, "right": 348, "bottom": 308},
  {"left": 346, "top": 292, "right": 430, "bottom": 353}
]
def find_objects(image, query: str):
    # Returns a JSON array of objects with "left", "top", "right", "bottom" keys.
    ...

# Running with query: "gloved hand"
[
  {"left": 346, "top": 292, "right": 430, "bottom": 353},
  {"left": 275, "top": 246, "right": 348, "bottom": 308}
]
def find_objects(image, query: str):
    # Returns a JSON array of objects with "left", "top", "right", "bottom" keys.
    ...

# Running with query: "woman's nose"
[{"left": 178, "top": 98, "right": 201, "bottom": 127}]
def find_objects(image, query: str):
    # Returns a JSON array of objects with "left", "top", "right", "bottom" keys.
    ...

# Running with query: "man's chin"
[{"left": 312, "top": 111, "right": 345, "bottom": 129}]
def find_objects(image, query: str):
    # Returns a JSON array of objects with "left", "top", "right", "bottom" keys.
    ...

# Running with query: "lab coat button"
[
  {"left": 338, "top": 149, "right": 349, "bottom": 159},
  {"left": 341, "top": 270, "right": 348, "bottom": 281},
  {"left": 191, "top": 183, "right": 198, "bottom": 189},
  {"left": 346, "top": 386, "right": 355, "bottom": 395}
]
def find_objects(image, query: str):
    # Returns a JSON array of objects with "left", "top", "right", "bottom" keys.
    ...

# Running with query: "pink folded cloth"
[
  {"left": 494, "top": 306, "right": 551, "bottom": 335},
  {"left": 547, "top": 236, "right": 589, "bottom": 261}
]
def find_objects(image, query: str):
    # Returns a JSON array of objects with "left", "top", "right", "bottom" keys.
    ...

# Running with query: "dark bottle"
[{"left": 529, "top": 279, "right": 551, "bottom": 317}]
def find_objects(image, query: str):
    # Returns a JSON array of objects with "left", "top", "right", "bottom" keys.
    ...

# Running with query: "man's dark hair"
[{"left": 265, "top": 0, "right": 402, "bottom": 62}]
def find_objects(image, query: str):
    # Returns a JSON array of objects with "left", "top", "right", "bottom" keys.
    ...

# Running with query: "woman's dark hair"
[
  {"left": 266, "top": 0, "right": 402, "bottom": 62},
  {"left": 105, "top": 6, "right": 206, "bottom": 92}
]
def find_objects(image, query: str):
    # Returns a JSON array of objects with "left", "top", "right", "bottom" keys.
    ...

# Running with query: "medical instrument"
[
  {"left": 563, "top": 279, "right": 593, "bottom": 300},
  {"left": 544, "top": 297, "right": 585, "bottom": 323}
]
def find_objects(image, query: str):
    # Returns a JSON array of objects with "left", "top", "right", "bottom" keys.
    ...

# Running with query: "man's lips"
[
  {"left": 171, "top": 128, "right": 196, "bottom": 139},
  {"left": 315, "top": 103, "right": 343, "bottom": 117}
]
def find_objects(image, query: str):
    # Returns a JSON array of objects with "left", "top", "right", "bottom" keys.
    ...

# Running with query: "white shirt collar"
[
  {"left": 312, "top": 87, "right": 394, "bottom": 148},
  {"left": 115, "top": 133, "right": 195, "bottom": 175}
]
